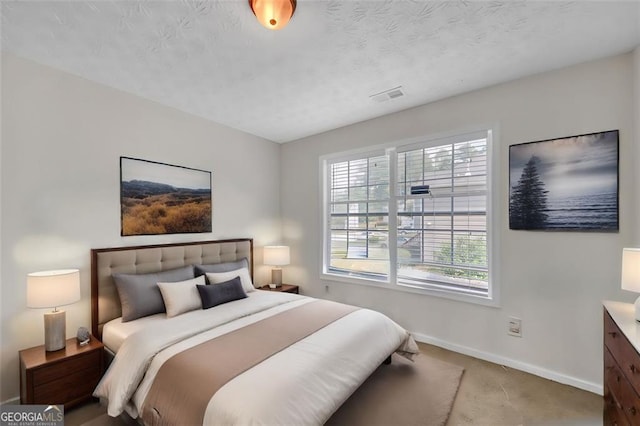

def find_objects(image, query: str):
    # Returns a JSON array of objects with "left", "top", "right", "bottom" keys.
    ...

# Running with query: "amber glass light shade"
[{"left": 249, "top": 0, "right": 296, "bottom": 30}]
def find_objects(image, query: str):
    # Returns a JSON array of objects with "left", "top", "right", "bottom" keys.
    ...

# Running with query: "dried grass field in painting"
[
  {"left": 121, "top": 188, "right": 211, "bottom": 235},
  {"left": 120, "top": 158, "right": 212, "bottom": 236}
]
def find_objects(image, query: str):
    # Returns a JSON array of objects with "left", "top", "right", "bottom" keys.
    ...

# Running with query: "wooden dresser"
[{"left": 604, "top": 301, "right": 640, "bottom": 425}]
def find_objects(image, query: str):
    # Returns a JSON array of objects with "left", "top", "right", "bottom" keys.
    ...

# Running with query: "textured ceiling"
[{"left": 1, "top": 1, "right": 639, "bottom": 143}]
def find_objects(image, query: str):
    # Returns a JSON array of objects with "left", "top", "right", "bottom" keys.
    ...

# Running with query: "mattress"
[
  {"left": 94, "top": 291, "right": 418, "bottom": 424},
  {"left": 102, "top": 313, "right": 166, "bottom": 353}
]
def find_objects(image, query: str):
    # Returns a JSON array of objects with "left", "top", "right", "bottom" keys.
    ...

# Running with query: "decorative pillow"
[
  {"left": 197, "top": 277, "right": 247, "bottom": 309},
  {"left": 113, "top": 265, "right": 195, "bottom": 322},
  {"left": 205, "top": 267, "right": 255, "bottom": 293},
  {"left": 158, "top": 275, "right": 205, "bottom": 318},
  {"left": 194, "top": 258, "right": 249, "bottom": 277}
]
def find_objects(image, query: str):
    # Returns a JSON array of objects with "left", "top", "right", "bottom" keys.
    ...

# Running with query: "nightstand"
[
  {"left": 258, "top": 284, "right": 299, "bottom": 294},
  {"left": 20, "top": 337, "right": 104, "bottom": 408}
]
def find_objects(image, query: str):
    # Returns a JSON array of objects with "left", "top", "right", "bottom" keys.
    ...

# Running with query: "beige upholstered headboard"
[{"left": 91, "top": 238, "right": 253, "bottom": 340}]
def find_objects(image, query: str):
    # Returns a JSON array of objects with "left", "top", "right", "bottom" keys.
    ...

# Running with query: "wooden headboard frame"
[{"left": 91, "top": 238, "right": 253, "bottom": 340}]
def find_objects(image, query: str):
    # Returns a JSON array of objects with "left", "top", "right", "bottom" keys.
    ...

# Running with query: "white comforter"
[{"left": 94, "top": 291, "right": 418, "bottom": 425}]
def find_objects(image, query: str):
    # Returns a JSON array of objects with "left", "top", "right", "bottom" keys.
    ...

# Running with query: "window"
[
  {"left": 322, "top": 129, "right": 496, "bottom": 303},
  {"left": 327, "top": 153, "right": 390, "bottom": 280}
]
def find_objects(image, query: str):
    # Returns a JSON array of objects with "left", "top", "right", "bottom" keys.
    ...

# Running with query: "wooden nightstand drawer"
[
  {"left": 33, "top": 350, "right": 101, "bottom": 384},
  {"left": 20, "top": 337, "right": 104, "bottom": 408},
  {"left": 33, "top": 367, "right": 101, "bottom": 404}
]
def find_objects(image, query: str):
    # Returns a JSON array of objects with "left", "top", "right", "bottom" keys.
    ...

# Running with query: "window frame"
[{"left": 320, "top": 127, "right": 501, "bottom": 307}]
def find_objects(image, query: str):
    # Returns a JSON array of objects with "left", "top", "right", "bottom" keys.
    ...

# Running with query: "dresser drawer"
[
  {"left": 606, "top": 311, "right": 626, "bottom": 360},
  {"left": 606, "top": 345, "right": 640, "bottom": 425},
  {"left": 32, "top": 350, "right": 101, "bottom": 385},
  {"left": 617, "top": 367, "right": 640, "bottom": 425},
  {"left": 605, "top": 387, "right": 631, "bottom": 426},
  {"left": 605, "top": 312, "right": 640, "bottom": 393},
  {"left": 606, "top": 346, "right": 625, "bottom": 406}
]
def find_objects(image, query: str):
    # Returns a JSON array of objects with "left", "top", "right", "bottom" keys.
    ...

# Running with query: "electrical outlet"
[{"left": 508, "top": 317, "right": 522, "bottom": 337}]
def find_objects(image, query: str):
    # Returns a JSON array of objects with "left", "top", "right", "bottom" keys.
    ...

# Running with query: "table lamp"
[
  {"left": 264, "top": 246, "right": 290, "bottom": 287},
  {"left": 621, "top": 248, "right": 640, "bottom": 321},
  {"left": 27, "top": 269, "right": 81, "bottom": 351}
]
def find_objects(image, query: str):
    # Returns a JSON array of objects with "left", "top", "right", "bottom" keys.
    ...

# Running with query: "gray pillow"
[
  {"left": 113, "top": 265, "right": 195, "bottom": 322},
  {"left": 197, "top": 276, "right": 247, "bottom": 309},
  {"left": 194, "top": 258, "right": 249, "bottom": 278}
]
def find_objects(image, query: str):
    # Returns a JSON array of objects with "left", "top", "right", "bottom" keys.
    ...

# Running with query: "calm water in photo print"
[{"left": 509, "top": 130, "right": 618, "bottom": 231}]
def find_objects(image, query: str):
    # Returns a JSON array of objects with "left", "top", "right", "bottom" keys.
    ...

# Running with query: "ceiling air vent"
[{"left": 369, "top": 86, "right": 405, "bottom": 103}]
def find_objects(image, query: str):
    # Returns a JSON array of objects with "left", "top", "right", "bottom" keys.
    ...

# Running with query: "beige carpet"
[
  {"left": 75, "top": 353, "right": 463, "bottom": 426},
  {"left": 326, "top": 353, "right": 464, "bottom": 426}
]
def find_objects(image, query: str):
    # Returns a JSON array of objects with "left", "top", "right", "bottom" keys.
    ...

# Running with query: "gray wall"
[
  {"left": 280, "top": 52, "right": 639, "bottom": 393},
  {"left": 0, "top": 53, "right": 282, "bottom": 402}
]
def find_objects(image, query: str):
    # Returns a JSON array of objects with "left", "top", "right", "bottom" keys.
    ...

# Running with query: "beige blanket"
[{"left": 141, "top": 300, "right": 358, "bottom": 426}]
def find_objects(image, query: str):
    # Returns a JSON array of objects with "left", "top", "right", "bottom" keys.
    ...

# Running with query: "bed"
[{"left": 91, "top": 238, "right": 418, "bottom": 425}]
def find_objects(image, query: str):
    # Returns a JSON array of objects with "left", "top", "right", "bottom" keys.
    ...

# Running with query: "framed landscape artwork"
[
  {"left": 120, "top": 157, "right": 212, "bottom": 236},
  {"left": 509, "top": 130, "right": 619, "bottom": 232}
]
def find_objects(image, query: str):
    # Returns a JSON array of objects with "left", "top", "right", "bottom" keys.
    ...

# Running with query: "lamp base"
[
  {"left": 271, "top": 268, "right": 282, "bottom": 287},
  {"left": 44, "top": 310, "right": 66, "bottom": 352}
]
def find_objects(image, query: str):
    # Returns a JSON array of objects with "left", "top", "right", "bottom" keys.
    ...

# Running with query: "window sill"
[{"left": 320, "top": 272, "right": 500, "bottom": 308}]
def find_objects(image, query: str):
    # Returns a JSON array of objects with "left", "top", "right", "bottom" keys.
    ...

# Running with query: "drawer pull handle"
[
  {"left": 617, "top": 375, "right": 621, "bottom": 383},
  {"left": 631, "top": 364, "right": 636, "bottom": 373},
  {"left": 608, "top": 331, "right": 618, "bottom": 337},
  {"left": 630, "top": 406, "right": 637, "bottom": 416}
]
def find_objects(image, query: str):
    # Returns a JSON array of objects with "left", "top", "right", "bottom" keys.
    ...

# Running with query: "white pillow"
[
  {"left": 205, "top": 267, "right": 255, "bottom": 293},
  {"left": 157, "top": 275, "right": 205, "bottom": 318}
]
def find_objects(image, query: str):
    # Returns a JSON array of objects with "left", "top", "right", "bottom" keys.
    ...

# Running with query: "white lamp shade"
[
  {"left": 622, "top": 248, "right": 640, "bottom": 292},
  {"left": 264, "top": 246, "right": 290, "bottom": 266},
  {"left": 27, "top": 269, "right": 81, "bottom": 309}
]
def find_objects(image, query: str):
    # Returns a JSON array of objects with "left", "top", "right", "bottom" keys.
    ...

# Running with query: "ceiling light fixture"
[{"left": 249, "top": 0, "right": 296, "bottom": 30}]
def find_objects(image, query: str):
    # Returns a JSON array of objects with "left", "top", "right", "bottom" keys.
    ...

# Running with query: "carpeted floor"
[{"left": 326, "top": 353, "right": 463, "bottom": 426}]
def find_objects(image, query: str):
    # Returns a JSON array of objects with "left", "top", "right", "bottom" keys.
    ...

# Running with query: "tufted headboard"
[{"left": 91, "top": 238, "right": 253, "bottom": 340}]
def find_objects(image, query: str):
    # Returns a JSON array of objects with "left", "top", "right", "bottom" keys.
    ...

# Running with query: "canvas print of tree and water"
[
  {"left": 120, "top": 157, "right": 212, "bottom": 236},
  {"left": 509, "top": 130, "right": 618, "bottom": 231}
]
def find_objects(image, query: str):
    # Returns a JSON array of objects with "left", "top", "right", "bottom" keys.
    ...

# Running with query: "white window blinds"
[
  {"left": 323, "top": 129, "right": 494, "bottom": 301},
  {"left": 328, "top": 154, "right": 390, "bottom": 279},
  {"left": 396, "top": 136, "right": 488, "bottom": 294}
]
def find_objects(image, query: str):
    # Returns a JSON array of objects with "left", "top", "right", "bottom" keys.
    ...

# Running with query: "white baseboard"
[
  {"left": 1, "top": 396, "right": 20, "bottom": 406},
  {"left": 411, "top": 331, "right": 602, "bottom": 395}
]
